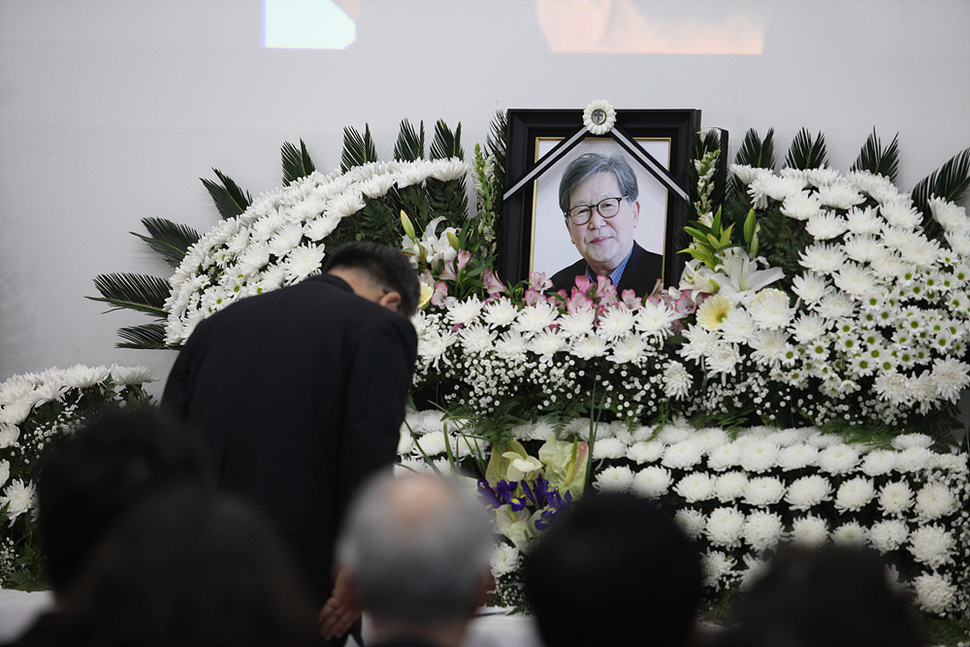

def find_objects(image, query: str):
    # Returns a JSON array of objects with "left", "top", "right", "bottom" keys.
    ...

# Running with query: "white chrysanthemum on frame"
[
  {"left": 0, "top": 479, "right": 35, "bottom": 525},
  {"left": 913, "top": 573, "right": 957, "bottom": 615},
  {"left": 705, "top": 507, "right": 745, "bottom": 547},
  {"left": 631, "top": 466, "right": 672, "bottom": 498},
  {"left": 582, "top": 100, "right": 616, "bottom": 135},
  {"left": 908, "top": 525, "right": 954, "bottom": 568}
]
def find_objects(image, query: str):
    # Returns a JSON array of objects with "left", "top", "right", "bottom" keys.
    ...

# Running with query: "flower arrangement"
[{"left": 0, "top": 365, "right": 155, "bottom": 588}]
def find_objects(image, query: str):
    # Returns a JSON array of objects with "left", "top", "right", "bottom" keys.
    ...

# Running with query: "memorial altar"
[{"left": 2, "top": 102, "right": 969, "bottom": 640}]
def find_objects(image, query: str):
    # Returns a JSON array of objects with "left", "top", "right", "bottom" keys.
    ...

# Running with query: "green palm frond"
[
  {"left": 201, "top": 169, "right": 252, "bottom": 220},
  {"left": 485, "top": 110, "right": 508, "bottom": 213},
  {"left": 734, "top": 128, "right": 776, "bottom": 169},
  {"left": 850, "top": 129, "right": 900, "bottom": 183},
  {"left": 341, "top": 125, "right": 379, "bottom": 172},
  {"left": 912, "top": 147, "right": 970, "bottom": 215},
  {"left": 130, "top": 217, "right": 200, "bottom": 269},
  {"left": 116, "top": 322, "right": 170, "bottom": 350},
  {"left": 394, "top": 120, "right": 425, "bottom": 161},
  {"left": 88, "top": 273, "right": 171, "bottom": 318},
  {"left": 785, "top": 128, "right": 827, "bottom": 170},
  {"left": 430, "top": 120, "right": 464, "bottom": 160},
  {"left": 281, "top": 139, "right": 316, "bottom": 186}
]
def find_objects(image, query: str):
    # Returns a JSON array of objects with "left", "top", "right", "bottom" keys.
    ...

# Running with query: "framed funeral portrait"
[{"left": 500, "top": 108, "right": 702, "bottom": 290}]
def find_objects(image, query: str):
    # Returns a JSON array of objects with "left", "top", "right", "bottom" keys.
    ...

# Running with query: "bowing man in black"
[
  {"left": 550, "top": 153, "right": 663, "bottom": 297},
  {"left": 161, "top": 241, "right": 419, "bottom": 642}
]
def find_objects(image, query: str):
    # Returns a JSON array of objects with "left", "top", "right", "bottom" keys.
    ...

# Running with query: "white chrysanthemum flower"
[
  {"left": 655, "top": 424, "right": 691, "bottom": 444},
  {"left": 396, "top": 428, "right": 415, "bottom": 455},
  {"left": 739, "top": 554, "right": 770, "bottom": 591},
  {"left": 63, "top": 364, "right": 111, "bottom": 388},
  {"left": 878, "top": 481, "right": 914, "bottom": 516},
  {"left": 428, "top": 158, "right": 470, "bottom": 182},
  {"left": 880, "top": 198, "right": 922, "bottom": 229},
  {"left": 0, "top": 479, "right": 35, "bottom": 524},
  {"left": 592, "top": 437, "right": 626, "bottom": 460},
  {"left": 929, "top": 196, "right": 969, "bottom": 232},
  {"left": 844, "top": 206, "right": 882, "bottom": 235},
  {"left": 696, "top": 294, "right": 733, "bottom": 331},
  {"left": 747, "top": 289, "right": 793, "bottom": 330},
  {"left": 785, "top": 475, "right": 831, "bottom": 510},
  {"left": 627, "top": 441, "right": 665, "bottom": 465},
  {"left": 743, "top": 476, "right": 786, "bottom": 506},
  {"left": 874, "top": 370, "right": 911, "bottom": 406},
  {"left": 558, "top": 309, "right": 596, "bottom": 337},
  {"left": 816, "top": 444, "right": 860, "bottom": 474},
  {"left": 512, "top": 301, "right": 558, "bottom": 334},
  {"left": 817, "top": 181, "right": 866, "bottom": 210},
  {"left": 679, "top": 324, "right": 717, "bottom": 361},
  {"left": 595, "top": 466, "right": 635, "bottom": 493},
  {"left": 799, "top": 243, "right": 847, "bottom": 274},
  {"left": 705, "top": 507, "right": 745, "bottom": 547},
  {"left": 899, "top": 234, "right": 940, "bottom": 267},
  {"left": 891, "top": 433, "right": 933, "bottom": 450},
  {"left": 582, "top": 100, "right": 616, "bottom": 135},
  {"left": 702, "top": 550, "right": 736, "bottom": 589},
  {"left": 930, "top": 357, "right": 970, "bottom": 402},
  {"left": 805, "top": 211, "right": 848, "bottom": 240},
  {"left": 416, "top": 431, "right": 447, "bottom": 457},
  {"left": 861, "top": 450, "right": 898, "bottom": 476},
  {"left": 804, "top": 167, "right": 841, "bottom": 186},
  {"left": 790, "top": 515, "right": 829, "bottom": 546},
  {"left": 896, "top": 446, "right": 933, "bottom": 472},
  {"left": 635, "top": 301, "right": 679, "bottom": 337},
  {"left": 482, "top": 298, "right": 519, "bottom": 328},
  {"left": 908, "top": 525, "right": 954, "bottom": 568},
  {"left": 737, "top": 438, "right": 780, "bottom": 473},
  {"left": 447, "top": 296, "right": 484, "bottom": 327},
  {"left": 110, "top": 365, "right": 155, "bottom": 386},
  {"left": 719, "top": 308, "right": 756, "bottom": 344},
  {"left": 570, "top": 334, "right": 609, "bottom": 360},
  {"left": 780, "top": 190, "right": 823, "bottom": 221},
  {"left": 833, "top": 263, "right": 876, "bottom": 296},
  {"left": 283, "top": 244, "right": 325, "bottom": 282},
  {"left": 711, "top": 472, "right": 746, "bottom": 502},
  {"left": 748, "top": 174, "right": 807, "bottom": 209},
  {"left": 597, "top": 308, "right": 636, "bottom": 341},
  {"left": 868, "top": 520, "right": 909, "bottom": 554},
  {"left": 834, "top": 477, "right": 875, "bottom": 512},
  {"left": 841, "top": 234, "right": 885, "bottom": 264},
  {"left": 832, "top": 522, "right": 867, "bottom": 547},
  {"left": 776, "top": 444, "right": 819, "bottom": 471},
  {"left": 915, "top": 482, "right": 958, "bottom": 520},
  {"left": 788, "top": 313, "right": 827, "bottom": 345},
  {"left": 704, "top": 342, "right": 742, "bottom": 376},
  {"left": 662, "top": 440, "right": 704, "bottom": 469},
  {"left": 458, "top": 324, "right": 495, "bottom": 355},
  {"left": 674, "top": 473, "right": 716, "bottom": 503},
  {"left": 913, "top": 573, "right": 957, "bottom": 615},
  {"left": 631, "top": 466, "right": 672, "bottom": 498},
  {"left": 693, "top": 427, "right": 729, "bottom": 452},
  {"left": 608, "top": 334, "right": 650, "bottom": 364},
  {"left": 489, "top": 543, "right": 521, "bottom": 579},
  {"left": 528, "top": 329, "right": 567, "bottom": 358},
  {"left": 730, "top": 164, "right": 770, "bottom": 186},
  {"left": 743, "top": 511, "right": 785, "bottom": 552},
  {"left": 791, "top": 272, "right": 831, "bottom": 305},
  {"left": 674, "top": 508, "right": 706, "bottom": 540},
  {"left": 0, "top": 460, "right": 10, "bottom": 489},
  {"left": 707, "top": 442, "right": 742, "bottom": 471}
]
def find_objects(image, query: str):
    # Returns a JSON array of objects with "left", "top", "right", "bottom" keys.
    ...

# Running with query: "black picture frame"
[{"left": 500, "top": 108, "right": 702, "bottom": 289}]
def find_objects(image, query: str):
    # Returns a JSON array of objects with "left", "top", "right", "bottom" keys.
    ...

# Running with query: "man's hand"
[{"left": 319, "top": 568, "right": 362, "bottom": 640}]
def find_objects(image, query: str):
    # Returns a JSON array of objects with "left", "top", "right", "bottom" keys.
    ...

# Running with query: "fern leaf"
[
  {"left": 734, "top": 128, "right": 775, "bottom": 169},
  {"left": 129, "top": 217, "right": 200, "bottom": 269},
  {"left": 88, "top": 273, "right": 171, "bottom": 317},
  {"left": 116, "top": 322, "right": 170, "bottom": 350},
  {"left": 430, "top": 120, "right": 464, "bottom": 160},
  {"left": 341, "top": 125, "right": 379, "bottom": 172},
  {"left": 912, "top": 147, "right": 970, "bottom": 215},
  {"left": 201, "top": 169, "right": 252, "bottom": 220},
  {"left": 394, "top": 120, "right": 425, "bottom": 161},
  {"left": 850, "top": 129, "right": 900, "bottom": 183},
  {"left": 785, "top": 128, "right": 827, "bottom": 170},
  {"left": 281, "top": 139, "right": 316, "bottom": 186}
]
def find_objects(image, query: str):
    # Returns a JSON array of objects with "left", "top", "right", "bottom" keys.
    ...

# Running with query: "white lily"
[{"left": 710, "top": 249, "right": 785, "bottom": 305}]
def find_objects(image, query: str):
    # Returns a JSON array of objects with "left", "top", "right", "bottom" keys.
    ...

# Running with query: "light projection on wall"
[
  {"left": 537, "top": 0, "right": 766, "bottom": 55},
  {"left": 264, "top": 0, "right": 359, "bottom": 49}
]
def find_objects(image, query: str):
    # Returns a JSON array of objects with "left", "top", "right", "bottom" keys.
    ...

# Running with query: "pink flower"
[
  {"left": 528, "top": 272, "right": 553, "bottom": 292},
  {"left": 431, "top": 281, "right": 449, "bottom": 306},
  {"left": 620, "top": 289, "right": 641, "bottom": 310},
  {"left": 440, "top": 260, "right": 458, "bottom": 282},
  {"left": 483, "top": 268, "right": 507, "bottom": 298},
  {"left": 456, "top": 249, "right": 472, "bottom": 272}
]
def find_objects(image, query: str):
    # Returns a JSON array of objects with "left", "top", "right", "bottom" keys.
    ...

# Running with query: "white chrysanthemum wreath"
[{"left": 164, "top": 158, "right": 468, "bottom": 345}]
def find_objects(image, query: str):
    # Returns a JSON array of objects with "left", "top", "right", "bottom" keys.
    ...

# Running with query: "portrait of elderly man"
[{"left": 550, "top": 152, "right": 663, "bottom": 297}]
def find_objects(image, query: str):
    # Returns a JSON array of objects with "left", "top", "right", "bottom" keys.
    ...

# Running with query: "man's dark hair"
[
  {"left": 558, "top": 153, "right": 639, "bottom": 215},
  {"left": 524, "top": 493, "right": 702, "bottom": 647},
  {"left": 37, "top": 407, "right": 213, "bottom": 592},
  {"left": 323, "top": 241, "right": 421, "bottom": 317},
  {"left": 58, "top": 487, "right": 318, "bottom": 647},
  {"left": 717, "top": 544, "right": 926, "bottom": 647}
]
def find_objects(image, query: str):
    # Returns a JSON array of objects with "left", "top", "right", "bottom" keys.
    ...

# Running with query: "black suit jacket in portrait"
[
  {"left": 550, "top": 241, "right": 663, "bottom": 298},
  {"left": 161, "top": 273, "right": 417, "bottom": 605}
]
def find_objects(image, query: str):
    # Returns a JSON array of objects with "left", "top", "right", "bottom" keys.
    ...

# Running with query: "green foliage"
[
  {"left": 912, "top": 147, "right": 970, "bottom": 241},
  {"left": 394, "top": 120, "right": 425, "bottom": 161},
  {"left": 281, "top": 139, "right": 316, "bottom": 186},
  {"left": 784, "top": 128, "right": 827, "bottom": 170},
  {"left": 341, "top": 124, "right": 379, "bottom": 172},
  {"left": 201, "top": 168, "right": 252, "bottom": 220},
  {"left": 129, "top": 217, "right": 200, "bottom": 269},
  {"left": 117, "top": 322, "right": 171, "bottom": 350},
  {"left": 88, "top": 273, "right": 171, "bottom": 318},
  {"left": 850, "top": 128, "right": 900, "bottom": 183},
  {"left": 735, "top": 127, "right": 776, "bottom": 170},
  {"left": 430, "top": 119, "right": 464, "bottom": 160},
  {"left": 750, "top": 204, "right": 812, "bottom": 293}
]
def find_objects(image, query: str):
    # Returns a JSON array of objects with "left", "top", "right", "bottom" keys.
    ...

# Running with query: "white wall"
[{"left": 1, "top": 0, "right": 968, "bottom": 397}]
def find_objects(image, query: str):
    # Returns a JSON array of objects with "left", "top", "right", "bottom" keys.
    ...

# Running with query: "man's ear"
[
  {"left": 632, "top": 200, "right": 640, "bottom": 226},
  {"left": 377, "top": 290, "right": 402, "bottom": 313}
]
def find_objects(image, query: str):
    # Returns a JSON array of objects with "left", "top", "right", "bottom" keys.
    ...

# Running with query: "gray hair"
[
  {"left": 336, "top": 472, "right": 492, "bottom": 625},
  {"left": 558, "top": 153, "right": 639, "bottom": 215}
]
